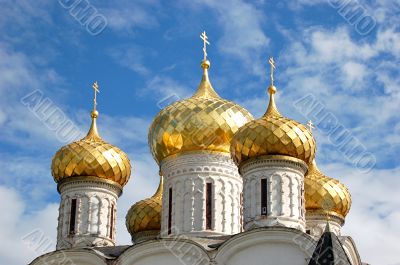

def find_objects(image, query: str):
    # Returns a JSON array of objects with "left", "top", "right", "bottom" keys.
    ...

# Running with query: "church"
[{"left": 29, "top": 32, "right": 363, "bottom": 265}]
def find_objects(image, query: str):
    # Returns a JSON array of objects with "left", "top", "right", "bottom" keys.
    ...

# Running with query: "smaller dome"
[
  {"left": 126, "top": 176, "right": 163, "bottom": 241},
  {"left": 305, "top": 160, "right": 352, "bottom": 220},
  {"left": 51, "top": 111, "right": 131, "bottom": 187},
  {"left": 231, "top": 85, "right": 316, "bottom": 166}
]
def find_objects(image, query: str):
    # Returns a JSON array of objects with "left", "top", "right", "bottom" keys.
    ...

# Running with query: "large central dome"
[{"left": 148, "top": 60, "right": 254, "bottom": 164}]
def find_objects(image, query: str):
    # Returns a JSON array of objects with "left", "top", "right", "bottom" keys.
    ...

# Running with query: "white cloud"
[
  {"left": 324, "top": 164, "right": 400, "bottom": 265},
  {"left": 0, "top": 186, "right": 58, "bottom": 265},
  {"left": 0, "top": 42, "right": 73, "bottom": 152},
  {"left": 290, "top": 0, "right": 400, "bottom": 32},
  {"left": 375, "top": 27, "right": 400, "bottom": 58},
  {"left": 108, "top": 45, "right": 152, "bottom": 76},
  {"left": 0, "top": 43, "right": 39, "bottom": 96},
  {"left": 88, "top": 112, "right": 151, "bottom": 149},
  {"left": 0, "top": 154, "right": 56, "bottom": 207},
  {"left": 116, "top": 153, "right": 161, "bottom": 245},
  {"left": 100, "top": 0, "right": 160, "bottom": 33},
  {"left": 276, "top": 25, "right": 400, "bottom": 170},
  {"left": 273, "top": 19, "right": 400, "bottom": 265},
  {"left": 141, "top": 75, "right": 192, "bottom": 102},
  {"left": 309, "top": 29, "right": 375, "bottom": 62},
  {"left": 186, "top": 0, "right": 269, "bottom": 76},
  {"left": 0, "top": 0, "right": 54, "bottom": 34},
  {"left": 341, "top": 61, "right": 368, "bottom": 90}
]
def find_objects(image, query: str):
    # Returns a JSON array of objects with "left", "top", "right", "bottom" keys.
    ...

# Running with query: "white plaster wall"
[
  {"left": 160, "top": 151, "right": 242, "bottom": 237},
  {"left": 30, "top": 251, "right": 107, "bottom": 265},
  {"left": 305, "top": 217, "right": 342, "bottom": 238},
  {"left": 31, "top": 228, "right": 365, "bottom": 265},
  {"left": 125, "top": 252, "right": 203, "bottom": 265},
  {"left": 342, "top": 236, "right": 362, "bottom": 265},
  {"left": 215, "top": 228, "right": 315, "bottom": 265},
  {"left": 116, "top": 240, "right": 210, "bottom": 265},
  {"left": 241, "top": 158, "right": 307, "bottom": 231},
  {"left": 224, "top": 242, "right": 308, "bottom": 265},
  {"left": 56, "top": 179, "right": 120, "bottom": 249}
]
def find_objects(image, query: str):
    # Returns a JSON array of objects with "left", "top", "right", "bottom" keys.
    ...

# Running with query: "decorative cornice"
[
  {"left": 240, "top": 155, "right": 308, "bottom": 175},
  {"left": 244, "top": 216, "right": 306, "bottom": 231},
  {"left": 161, "top": 151, "right": 239, "bottom": 179},
  {"left": 162, "top": 150, "right": 230, "bottom": 163},
  {"left": 57, "top": 234, "right": 115, "bottom": 250},
  {"left": 133, "top": 230, "right": 160, "bottom": 244},
  {"left": 306, "top": 210, "right": 345, "bottom": 226},
  {"left": 57, "top": 176, "right": 122, "bottom": 196}
]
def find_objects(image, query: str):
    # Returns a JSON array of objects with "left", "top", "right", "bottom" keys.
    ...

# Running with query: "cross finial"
[
  {"left": 268, "top": 57, "right": 276, "bottom": 86},
  {"left": 307, "top": 120, "right": 315, "bottom": 133},
  {"left": 200, "top": 31, "right": 210, "bottom": 61},
  {"left": 92, "top": 81, "right": 100, "bottom": 112}
]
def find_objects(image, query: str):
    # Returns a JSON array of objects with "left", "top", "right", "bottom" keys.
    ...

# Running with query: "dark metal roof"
[{"left": 308, "top": 224, "right": 352, "bottom": 265}]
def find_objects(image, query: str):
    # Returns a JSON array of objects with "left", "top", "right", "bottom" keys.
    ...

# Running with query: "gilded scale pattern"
[
  {"left": 148, "top": 60, "right": 254, "bottom": 164},
  {"left": 51, "top": 111, "right": 131, "bottom": 187},
  {"left": 305, "top": 159, "right": 352, "bottom": 219},
  {"left": 126, "top": 176, "right": 163, "bottom": 235},
  {"left": 230, "top": 86, "right": 316, "bottom": 166}
]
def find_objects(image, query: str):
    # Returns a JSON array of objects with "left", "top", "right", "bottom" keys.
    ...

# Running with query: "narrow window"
[
  {"left": 69, "top": 198, "right": 77, "bottom": 235},
  {"left": 306, "top": 229, "right": 311, "bottom": 235},
  {"left": 168, "top": 187, "right": 172, "bottom": 235},
  {"left": 109, "top": 204, "right": 115, "bottom": 239},
  {"left": 206, "top": 183, "right": 212, "bottom": 230},
  {"left": 261, "top": 179, "right": 268, "bottom": 215}
]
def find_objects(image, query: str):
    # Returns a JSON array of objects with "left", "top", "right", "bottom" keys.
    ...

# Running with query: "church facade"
[{"left": 30, "top": 33, "right": 364, "bottom": 265}]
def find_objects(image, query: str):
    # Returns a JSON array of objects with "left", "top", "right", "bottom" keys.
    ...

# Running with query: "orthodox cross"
[
  {"left": 92, "top": 81, "right": 100, "bottom": 112},
  {"left": 307, "top": 120, "right": 315, "bottom": 133},
  {"left": 200, "top": 31, "right": 210, "bottom": 61},
  {"left": 268, "top": 57, "right": 276, "bottom": 86}
]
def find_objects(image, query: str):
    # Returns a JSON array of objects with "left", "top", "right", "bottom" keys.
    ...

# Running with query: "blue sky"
[{"left": 0, "top": 1, "right": 399, "bottom": 264}]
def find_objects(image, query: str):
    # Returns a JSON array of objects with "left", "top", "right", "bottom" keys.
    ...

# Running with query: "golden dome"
[
  {"left": 230, "top": 85, "right": 316, "bottom": 166},
  {"left": 148, "top": 60, "right": 254, "bottom": 164},
  {"left": 126, "top": 176, "right": 163, "bottom": 237},
  {"left": 305, "top": 159, "right": 352, "bottom": 220},
  {"left": 51, "top": 111, "right": 131, "bottom": 187}
]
